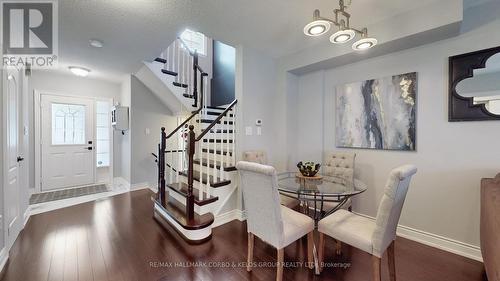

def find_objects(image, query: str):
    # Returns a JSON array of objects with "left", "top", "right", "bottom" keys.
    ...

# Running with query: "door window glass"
[
  {"left": 52, "top": 103, "right": 86, "bottom": 145},
  {"left": 96, "top": 101, "right": 111, "bottom": 167}
]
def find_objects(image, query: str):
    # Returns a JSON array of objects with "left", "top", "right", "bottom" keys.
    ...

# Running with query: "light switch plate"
[
  {"left": 245, "top": 126, "right": 253, "bottom": 136},
  {"left": 257, "top": 127, "right": 262, "bottom": 135},
  {"left": 145, "top": 128, "right": 150, "bottom": 135}
]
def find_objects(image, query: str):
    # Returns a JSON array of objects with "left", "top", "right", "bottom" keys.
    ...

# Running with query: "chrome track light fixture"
[{"left": 303, "top": 0, "right": 377, "bottom": 51}]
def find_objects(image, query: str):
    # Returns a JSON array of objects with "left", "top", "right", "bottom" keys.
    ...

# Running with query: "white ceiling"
[{"left": 56, "top": 0, "right": 442, "bottom": 82}]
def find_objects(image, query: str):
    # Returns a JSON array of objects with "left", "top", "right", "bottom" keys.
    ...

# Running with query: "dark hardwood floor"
[{"left": 1, "top": 189, "right": 486, "bottom": 281}]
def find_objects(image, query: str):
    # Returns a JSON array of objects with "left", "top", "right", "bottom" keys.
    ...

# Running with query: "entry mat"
[{"left": 29, "top": 184, "right": 110, "bottom": 205}]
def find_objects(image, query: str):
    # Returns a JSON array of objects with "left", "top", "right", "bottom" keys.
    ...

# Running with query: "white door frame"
[{"left": 34, "top": 90, "right": 114, "bottom": 193}]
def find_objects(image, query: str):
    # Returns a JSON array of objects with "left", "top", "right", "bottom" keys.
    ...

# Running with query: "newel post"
[
  {"left": 159, "top": 127, "right": 167, "bottom": 206},
  {"left": 186, "top": 125, "right": 196, "bottom": 220}
]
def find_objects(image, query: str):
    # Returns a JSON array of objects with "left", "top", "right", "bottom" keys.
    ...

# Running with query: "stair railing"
[
  {"left": 189, "top": 99, "right": 238, "bottom": 208},
  {"left": 158, "top": 37, "right": 237, "bottom": 222}
]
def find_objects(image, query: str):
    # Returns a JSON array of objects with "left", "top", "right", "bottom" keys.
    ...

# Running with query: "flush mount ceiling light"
[
  {"left": 352, "top": 37, "right": 378, "bottom": 50},
  {"left": 69, "top": 66, "right": 90, "bottom": 77},
  {"left": 89, "top": 39, "right": 104, "bottom": 48},
  {"left": 303, "top": 10, "right": 331, "bottom": 37},
  {"left": 304, "top": 0, "right": 377, "bottom": 51},
  {"left": 330, "top": 29, "right": 355, "bottom": 44}
]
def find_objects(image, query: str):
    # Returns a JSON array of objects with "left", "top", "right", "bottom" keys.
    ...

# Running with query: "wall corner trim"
[
  {"left": 0, "top": 248, "right": 9, "bottom": 274},
  {"left": 213, "top": 209, "right": 246, "bottom": 228}
]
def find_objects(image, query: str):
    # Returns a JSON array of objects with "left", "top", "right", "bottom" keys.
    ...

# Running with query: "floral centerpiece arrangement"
[{"left": 297, "top": 161, "right": 321, "bottom": 177}]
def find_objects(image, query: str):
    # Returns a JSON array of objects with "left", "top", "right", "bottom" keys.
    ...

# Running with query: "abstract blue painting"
[{"left": 336, "top": 72, "right": 417, "bottom": 151}]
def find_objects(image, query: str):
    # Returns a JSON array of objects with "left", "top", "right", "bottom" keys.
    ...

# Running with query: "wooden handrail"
[
  {"left": 196, "top": 99, "right": 237, "bottom": 141},
  {"left": 164, "top": 108, "right": 201, "bottom": 140}
]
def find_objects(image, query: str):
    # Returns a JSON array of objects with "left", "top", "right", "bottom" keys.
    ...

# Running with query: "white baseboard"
[
  {"left": 0, "top": 248, "right": 8, "bottom": 274},
  {"left": 353, "top": 212, "right": 483, "bottom": 262},
  {"left": 113, "top": 177, "right": 130, "bottom": 189},
  {"left": 130, "top": 182, "right": 154, "bottom": 191}
]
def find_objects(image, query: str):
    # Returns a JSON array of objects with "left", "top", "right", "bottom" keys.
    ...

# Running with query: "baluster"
[
  {"left": 213, "top": 134, "right": 218, "bottom": 184},
  {"left": 226, "top": 114, "right": 230, "bottom": 178},
  {"left": 169, "top": 140, "right": 173, "bottom": 184},
  {"left": 197, "top": 114, "right": 203, "bottom": 200},
  {"left": 178, "top": 47, "right": 182, "bottom": 84},
  {"left": 232, "top": 106, "right": 236, "bottom": 166}
]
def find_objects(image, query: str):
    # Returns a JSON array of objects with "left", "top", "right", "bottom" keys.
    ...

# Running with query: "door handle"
[
  {"left": 86, "top": 147, "right": 93, "bottom": 150},
  {"left": 17, "top": 156, "right": 24, "bottom": 162}
]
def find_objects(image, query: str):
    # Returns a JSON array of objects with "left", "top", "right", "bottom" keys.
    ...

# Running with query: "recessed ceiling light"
[
  {"left": 352, "top": 38, "right": 378, "bottom": 51},
  {"left": 69, "top": 66, "right": 91, "bottom": 77},
  {"left": 303, "top": 20, "right": 331, "bottom": 37},
  {"left": 330, "top": 29, "right": 355, "bottom": 44},
  {"left": 89, "top": 39, "right": 104, "bottom": 48}
]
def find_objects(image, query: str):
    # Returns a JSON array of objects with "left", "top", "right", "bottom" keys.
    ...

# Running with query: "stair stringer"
[
  {"left": 135, "top": 61, "right": 193, "bottom": 115},
  {"left": 174, "top": 171, "right": 240, "bottom": 224}
]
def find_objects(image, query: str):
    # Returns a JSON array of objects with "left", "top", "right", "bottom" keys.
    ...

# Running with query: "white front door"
[
  {"left": 40, "top": 94, "right": 95, "bottom": 191},
  {"left": 3, "top": 69, "right": 22, "bottom": 249}
]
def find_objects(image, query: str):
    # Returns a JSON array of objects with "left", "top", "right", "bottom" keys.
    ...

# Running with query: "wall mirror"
[{"left": 449, "top": 46, "right": 500, "bottom": 121}]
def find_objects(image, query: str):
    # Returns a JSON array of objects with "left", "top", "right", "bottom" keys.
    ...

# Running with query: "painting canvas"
[{"left": 336, "top": 72, "right": 417, "bottom": 151}]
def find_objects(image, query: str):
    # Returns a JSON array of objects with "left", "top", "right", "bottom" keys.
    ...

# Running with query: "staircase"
[{"left": 151, "top": 38, "right": 238, "bottom": 244}]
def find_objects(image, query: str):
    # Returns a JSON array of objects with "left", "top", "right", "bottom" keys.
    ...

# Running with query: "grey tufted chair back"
[
  {"left": 243, "top": 150, "right": 268, "bottom": 165},
  {"left": 323, "top": 152, "right": 356, "bottom": 189}
]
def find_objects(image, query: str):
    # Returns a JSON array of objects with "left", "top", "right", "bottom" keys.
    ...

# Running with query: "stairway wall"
[{"left": 129, "top": 76, "right": 178, "bottom": 186}]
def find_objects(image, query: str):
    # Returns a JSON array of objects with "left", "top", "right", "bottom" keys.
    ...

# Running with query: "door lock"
[{"left": 17, "top": 156, "right": 24, "bottom": 162}]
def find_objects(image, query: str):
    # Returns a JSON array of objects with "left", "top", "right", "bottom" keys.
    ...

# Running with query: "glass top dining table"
[
  {"left": 277, "top": 172, "right": 367, "bottom": 224},
  {"left": 277, "top": 172, "right": 367, "bottom": 275}
]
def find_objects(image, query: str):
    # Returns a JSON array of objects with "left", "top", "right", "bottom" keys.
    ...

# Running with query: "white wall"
[
  {"left": 236, "top": 46, "right": 286, "bottom": 170},
  {"left": 129, "top": 75, "right": 177, "bottom": 186},
  {"left": 29, "top": 70, "right": 122, "bottom": 188},
  {"left": 118, "top": 76, "right": 131, "bottom": 182},
  {"left": 286, "top": 19, "right": 500, "bottom": 250},
  {"left": 0, "top": 68, "right": 4, "bottom": 251}
]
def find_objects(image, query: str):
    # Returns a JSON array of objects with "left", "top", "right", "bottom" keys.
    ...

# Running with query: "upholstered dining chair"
[
  {"left": 322, "top": 151, "right": 356, "bottom": 211},
  {"left": 236, "top": 161, "right": 315, "bottom": 281},
  {"left": 318, "top": 164, "right": 417, "bottom": 281},
  {"left": 243, "top": 150, "right": 299, "bottom": 208}
]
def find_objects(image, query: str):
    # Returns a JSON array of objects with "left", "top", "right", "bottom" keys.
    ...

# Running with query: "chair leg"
[
  {"left": 318, "top": 233, "right": 325, "bottom": 272},
  {"left": 388, "top": 241, "right": 396, "bottom": 281},
  {"left": 335, "top": 240, "right": 342, "bottom": 255},
  {"left": 247, "top": 233, "right": 254, "bottom": 272},
  {"left": 307, "top": 232, "right": 314, "bottom": 269},
  {"left": 372, "top": 255, "right": 381, "bottom": 281},
  {"left": 277, "top": 248, "right": 284, "bottom": 281}
]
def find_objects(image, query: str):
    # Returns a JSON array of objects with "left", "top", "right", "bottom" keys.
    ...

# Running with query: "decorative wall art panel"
[{"left": 336, "top": 72, "right": 417, "bottom": 151}]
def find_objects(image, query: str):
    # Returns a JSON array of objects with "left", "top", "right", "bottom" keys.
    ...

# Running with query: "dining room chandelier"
[{"left": 303, "top": 0, "right": 377, "bottom": 51}]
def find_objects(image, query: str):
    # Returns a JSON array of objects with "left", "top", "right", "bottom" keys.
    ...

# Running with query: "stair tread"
[
  {"left": 161, "top": 69, "right": 178, "bottom": 76},
  {"left": 178, "top": 171, "right": 231, "bottom": 188},
  {"left": 194, "top": 159, "right": 237, "bottom": 172},
  {"left": 152, "top": 194, "right": 214, "bottom": 230},
  {"left": 202, "top": 139, "right": 233, "bottom": 143},
  {"left": 197, "top": 119, "right": 234, "bottom": 125},
  {"left": 201, "top": 129, "right": 235, "bottom": 134},
  {"left": 173, "top": 82, "right": 188, "bottom": 88},
  {"left": 154, "top": 58, "right": 167, "bottom": 64},
  {"left": 201, "top": 148, "right": 233, "bottom": 156},
  {"left": 167, "top": 182, "right": 218, "bottom": 206},
  {"left": 206, "top": 111, "right": 234, "bottom": 117}
]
